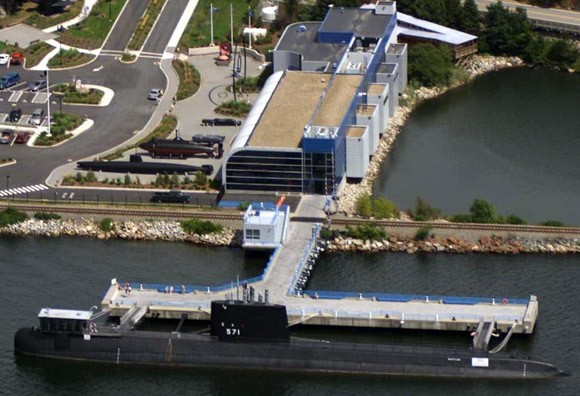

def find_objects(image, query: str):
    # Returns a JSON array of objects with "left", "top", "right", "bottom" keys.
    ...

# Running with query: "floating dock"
[{"left": 101, "top": 215, "right": 539, "bottom": 341}]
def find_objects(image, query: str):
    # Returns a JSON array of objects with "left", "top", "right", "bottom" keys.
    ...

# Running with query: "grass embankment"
[
  {"left": 58, "top": 0, "right": 127, "bottom": 50},
  {"left": 215, "top": 100, "right": 251, "bottom": 117},
  {"left": 62, "top": 169, "right": 213, "bottom": 191},
  {"left": 48, "top": 49, "right": 95, "bottom": 68},
  {"left": 53, "top": 83, "right": 104, "bottom": 105},
  {"left": 172, "top": 60, "right": 201, "bottom": 100},
  {"left": 126, "top": 0, "right": 166, "bottom": 51},
  {"left": 2, "top": 1, "right": 84, "bottom": 29},
  {"left": 101, "top": 114, "right": 178, "bottom": 160},
  {"left": 178, "top": 0, "right": 260, "bottom": 48},
  {"left": 34, "top": 113, "right": 83, "bottom": 146}
]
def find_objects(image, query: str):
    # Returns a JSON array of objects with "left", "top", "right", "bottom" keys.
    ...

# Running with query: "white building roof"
[
  {"left": 396, "top": 12, "right": 477, "bottom": 45},
  {"left": 38, "top": 308, "right": 92, "bottom": 320}
]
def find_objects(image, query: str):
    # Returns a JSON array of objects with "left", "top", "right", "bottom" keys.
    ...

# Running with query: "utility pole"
[{"left": 247, "top": 8, "right": 253, "bottom": 49}]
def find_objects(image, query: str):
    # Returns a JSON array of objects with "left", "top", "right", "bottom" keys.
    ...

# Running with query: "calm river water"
[
  {"left": 374, "top": 68, "right": 580, "bottom": 225},
  {"left": 2, "top": 237, "right": 579, "bottom": 396}
]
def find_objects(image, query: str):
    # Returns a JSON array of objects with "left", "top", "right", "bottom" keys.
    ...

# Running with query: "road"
[
  {"left": 474, "top": 0, "right": 580, "bottom": 33},
  {"left": 0, "top": 0, "right": 191, "bottom": 205}
]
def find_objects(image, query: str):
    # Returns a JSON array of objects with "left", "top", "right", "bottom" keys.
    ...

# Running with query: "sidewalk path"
[{"left": 43, "top": 0, "right": 99, "bottom": 33}]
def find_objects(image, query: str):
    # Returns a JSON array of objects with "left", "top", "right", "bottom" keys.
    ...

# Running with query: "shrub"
[
  {"left": 0, "top": 208, "right": 28, "bottom": 228},
  {"left": 412, "top": 197, "right": 442, "bottom": 221},
  {"left": 539, "top": 220, "right": 565, "bottom": 227},
  {"left": 414, "top": 226, "right": 432, "bottom": 241},
  {"left": 320, "top": 227, "right": 335, "bottom": 239},
  {"left": 34, "top": 212, "right": 61, "bottom": 221},
  {"left": 355, "top": 194, "right": 373, "bottom": 217},
  {"left": 372, "top": 197, "right": 398, "bottom": 219},
  {"left": 449, "top": 213, "right": 473, "bottom": 223},
  {"left": 344, "top": 224, "right": 386, "bottom": 240},
  {"left": 238, "top": 201, "right": 251, "bottom": 210},
  {"left": 503, "top": 214, "right": 527, "bottom": 225},
  {"left": 181, "top": 219, "right": 223, "bottom": 235},
  {"left": 99, "top": 218, "right": 114, "bottom": 232}
]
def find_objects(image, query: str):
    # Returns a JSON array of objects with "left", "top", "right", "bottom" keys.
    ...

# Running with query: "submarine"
[
  {"left": 77, "top": 158, "right": 214, "bottom": 175},
  {"left": 14, "top": 299, "right": 566, "bottom": 379},
  {"left": 139, "top": 138, "right": 220, "bottom": 159}
]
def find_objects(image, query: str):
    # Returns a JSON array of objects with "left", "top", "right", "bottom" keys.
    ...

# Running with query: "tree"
[
  {"left": 523, "top": 36, "right": 549, "bottom": 66},
  {"left": 444, "top": 0, "right": 464, "bottom": 30},
  {"left": 462, "top": 0, "right": 481, "bottom": 35},
  {"left": 469, "top": 199, "right": 497, "bottom": 223},
  {"left": 412, "top": 0, "right": 448, "bottom": 26},
  {"left": 481, "top": 2, "right": 532, "bottom": 55},
  {"left": 546, "top": 39, "right": 578, "bottom": 70},
  {"left": 408, "top": 43, "right": 455, "bottom": 87}
]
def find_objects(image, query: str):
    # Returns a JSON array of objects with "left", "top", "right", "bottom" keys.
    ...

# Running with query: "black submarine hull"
[
  {"left": 77, "top": 161, "right": 213, "bottom": 175},
  {"left": 14, "top": 327, "right": 563, "bottom": 379}
]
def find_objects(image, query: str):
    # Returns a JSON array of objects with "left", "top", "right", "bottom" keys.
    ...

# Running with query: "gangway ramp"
[
  {"left": 119, "top": 305, "right": 148, "bottom": 329},
  {"left": 472, "top": 318, "right": 496, "bottom": 351}
]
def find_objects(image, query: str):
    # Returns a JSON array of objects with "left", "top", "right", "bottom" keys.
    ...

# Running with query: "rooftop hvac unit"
[{"left": 345, "top": 62, "right": 361, "bottom": 74}]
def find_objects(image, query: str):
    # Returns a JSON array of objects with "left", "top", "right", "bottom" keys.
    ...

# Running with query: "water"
[
  {"left": 2, "top": 236, "right": 579, "bottom": 395},
  {"left": 373, "top": 68, "right": 580, "bottom": 225}
]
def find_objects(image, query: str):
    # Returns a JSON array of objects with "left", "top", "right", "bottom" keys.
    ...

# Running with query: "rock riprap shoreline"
[
  {"left": 327, "top": 235, "right": 580, "bottom": 254},
  {"left": 1, "top": 218, "right": 241, "bottom": 247},
  {"left": 338, "top": 55, "right": 524, "bottom": 215},
  {"left": 2, "top": 218, "right": 579, "bottom": 254}
]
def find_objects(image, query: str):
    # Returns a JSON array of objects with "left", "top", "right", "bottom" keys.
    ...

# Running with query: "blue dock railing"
[
  {"left": 287, "top": 223, "right": 322, "bottom": 295},
  {"left": 120, "top": 244, "right": 281, "bottom": 295}
]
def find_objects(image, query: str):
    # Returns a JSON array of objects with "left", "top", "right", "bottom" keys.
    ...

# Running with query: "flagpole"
[
  {"left": 230, "top": 3, "right": 234, "bottom": 43},
  {"left": 210, "top": 3, "right": 214, "bottom": 46}
]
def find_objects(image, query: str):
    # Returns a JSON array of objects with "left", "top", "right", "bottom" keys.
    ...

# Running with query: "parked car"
[
  {"left": 0, "top": 72, "right": 20, "bottom": 89},
  {"left": 29, "top": 109, "right": 45, "bottom": 125},
  {"left": 0, "top": 54, "right": 10, "bottom": 65},
  {"left": 147, "top": 88, "right": 163, "bottom": 100},
  {"left": 10, "top": 52, "right": 23, "bottom": 65},
  {"left": 149, "top": 190, "right": 192, "bottom": 204},
  {"left": 9, "top": 108, "right": 22, "bottom": 122},
  {"left": 29, "top": 80, "right": 47, "bottom": 92},
  {"left": 201, "top": 118, "right": 241, "bottom": 126},
  {"left": 14, "top": 131, "right": 31, "bottom": 144},
  {"left": 0, "top": 130, "right": 14, "bottom": 144}
]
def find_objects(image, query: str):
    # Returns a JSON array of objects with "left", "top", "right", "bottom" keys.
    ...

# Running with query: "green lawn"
[
  {"left": 179, "top": 0, "right": 261, "bottom": 49},
  {"left": 48, "top": 49, "right": 95, "bottom": 69},
  {"left": 59, "top": 0, "right": 128, "bottom": 50},
  {"left": 23, "top": 1, "right": 84, "bottom": 30},
  {"left": 23, "top": 42, "right": 54, "bottom": 68},
  {"left": 172, "top": 60, "right": 201, "bottom": 100},
  {"left": 53, "top": 83, "right": 104, "bottom": 105},
  {"left": 34, "top": 113, "right": 83, "bottom": 146}
]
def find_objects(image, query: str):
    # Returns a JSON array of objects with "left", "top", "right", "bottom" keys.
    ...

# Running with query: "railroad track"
[
  {"left": 332, "top": 218, "right": 580, "bottom": 236},
  {"left": 2, "top": 203, "right": 580, "bottom": 236}
]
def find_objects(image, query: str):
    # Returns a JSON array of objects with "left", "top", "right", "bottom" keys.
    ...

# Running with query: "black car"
[
  {"left": 149, "top": 190, "right": 192, "bottom": 204},
  {"left": 201, "top": 118, "right": 241, "bottom": 127},
  {"left": 9, "top": 108, "right": 22, "bottom": 123},
  {"left": 192, "top": 134, "right": 225, "bottom": 146}
]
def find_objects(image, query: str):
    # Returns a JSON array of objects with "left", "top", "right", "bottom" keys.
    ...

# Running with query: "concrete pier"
[{"left": 102, "top": 218, "right": 538, "bottom": 335}]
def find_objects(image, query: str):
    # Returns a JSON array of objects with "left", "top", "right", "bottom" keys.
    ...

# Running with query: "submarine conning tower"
[{"left": 210, "top": 300, "right": 290, "bottom": 343}]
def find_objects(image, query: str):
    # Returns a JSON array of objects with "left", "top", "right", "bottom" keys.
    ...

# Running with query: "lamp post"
[
  {"left": 44, "top": 70, "right": 51, "bottom": 136},
  {"left": 5, "top": 174, "right": 9, "bottom": 202},
  {"left": 108, "top": 0, "right": 112, "bottom": 21},
  {"left": 59, "top": 42, "right": 62, "bottom": 66},
  {"left": 247, "top": 8, "right": 254, "bottom": 49}
]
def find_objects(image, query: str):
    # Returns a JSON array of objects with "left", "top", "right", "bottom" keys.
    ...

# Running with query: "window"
[{"left": 246, "top": 229, "right": 261, "bottom": 240}]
